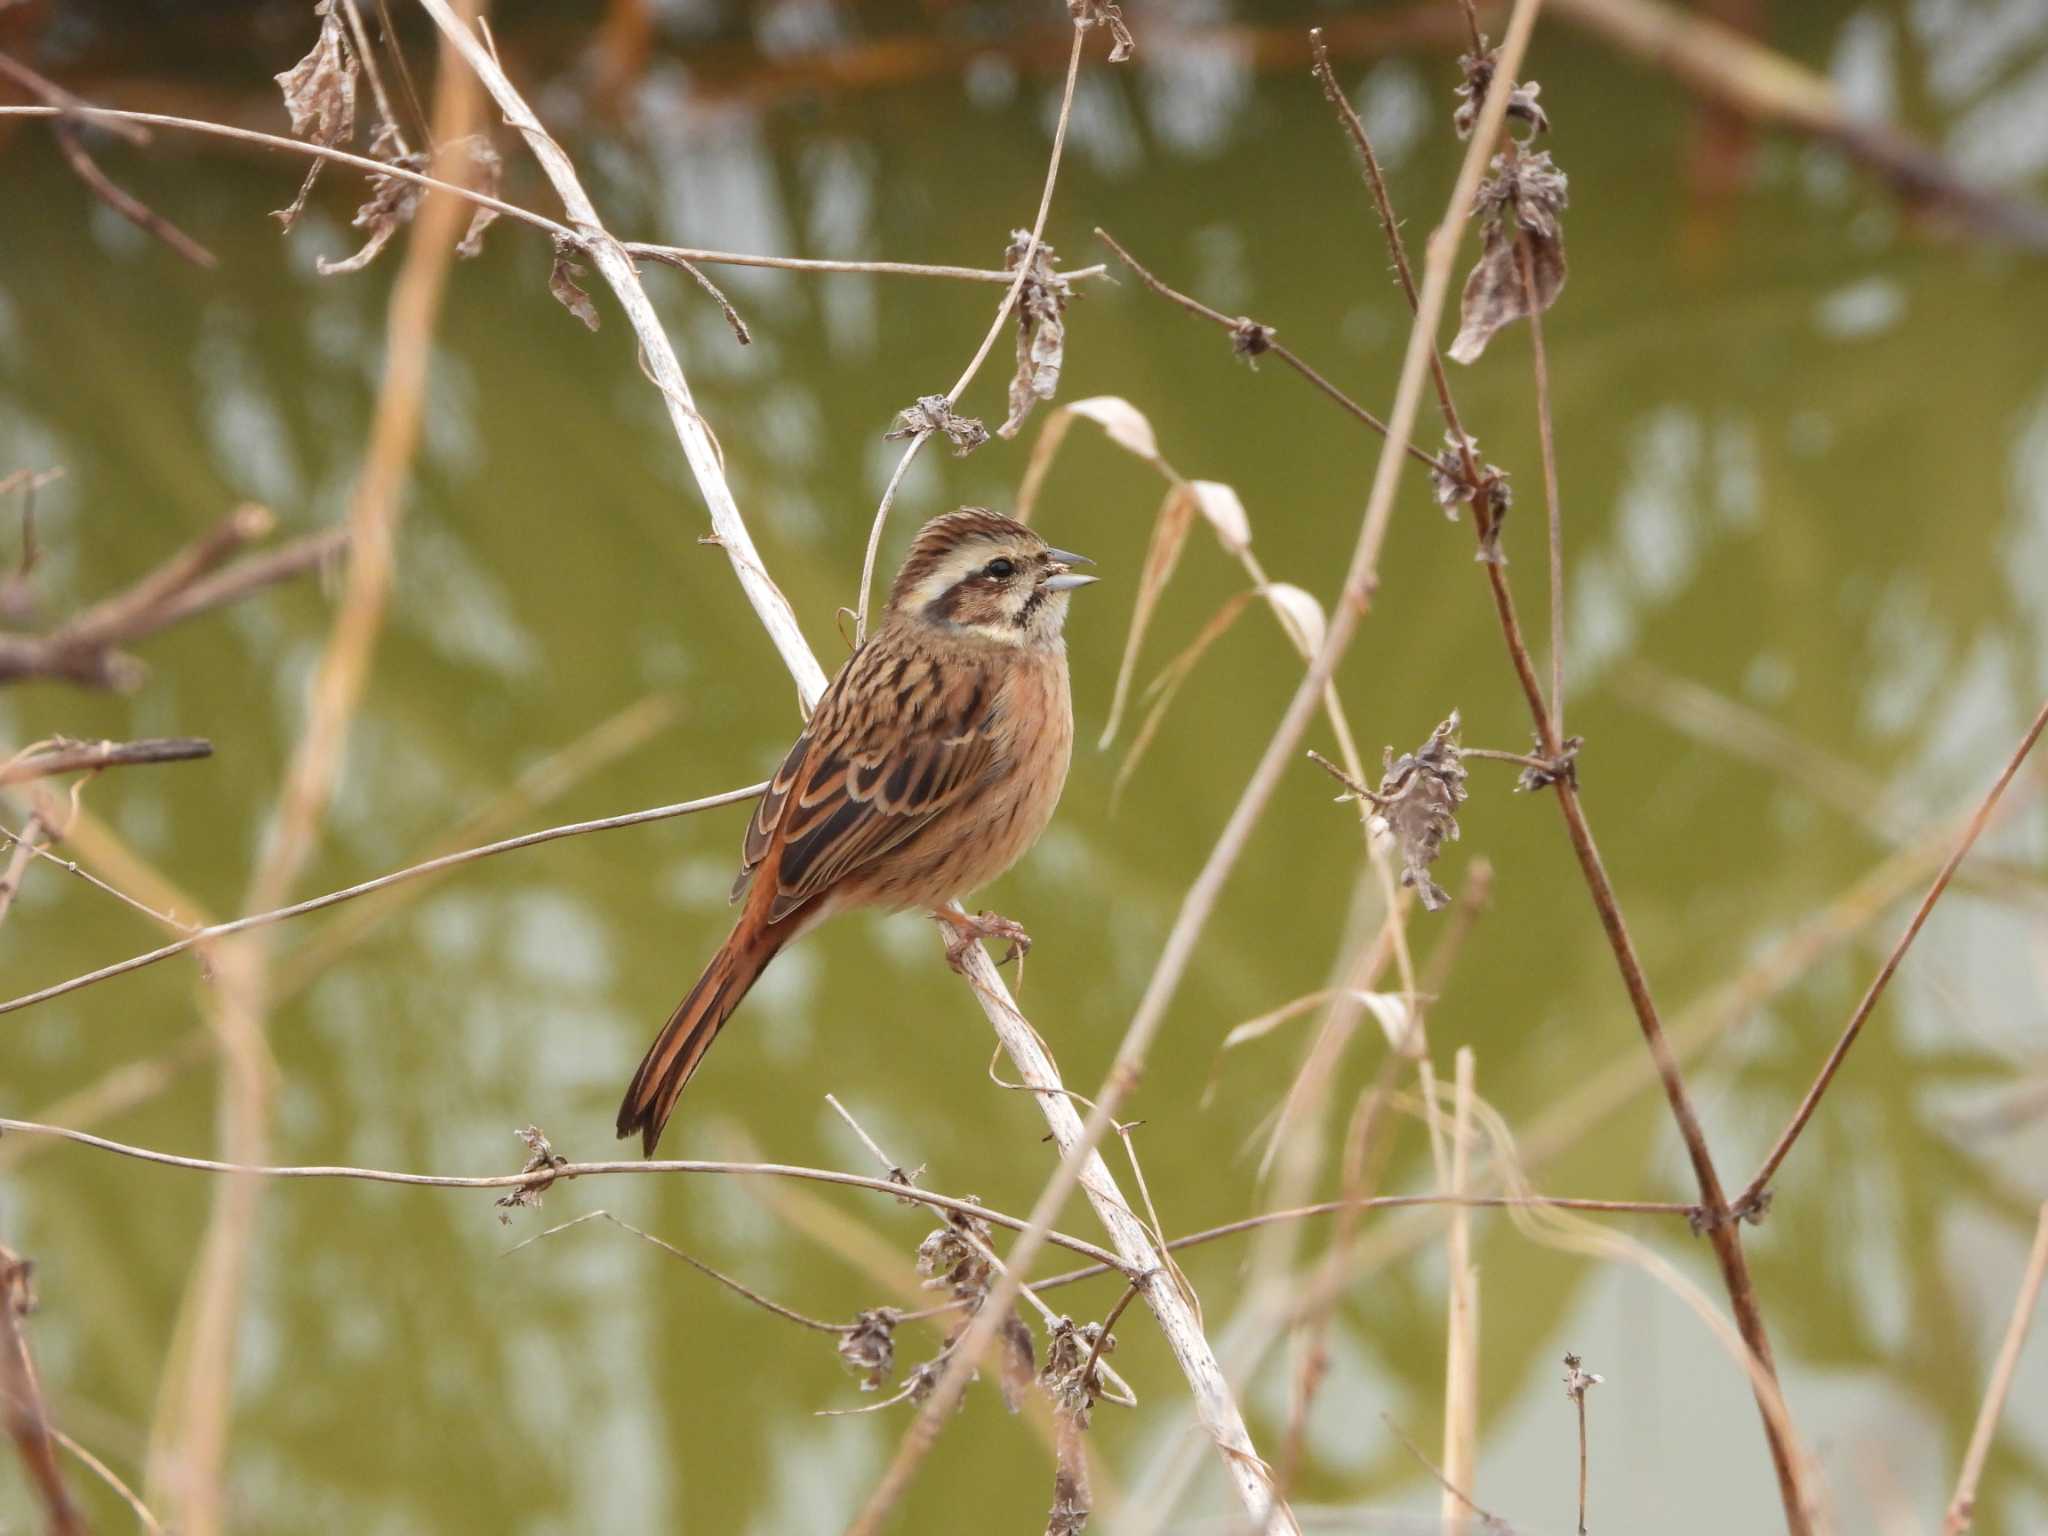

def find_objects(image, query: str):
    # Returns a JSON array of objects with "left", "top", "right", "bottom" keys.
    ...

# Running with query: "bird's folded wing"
[{"left": 731, "top": 650, "right": 1001, "bottom": 922}]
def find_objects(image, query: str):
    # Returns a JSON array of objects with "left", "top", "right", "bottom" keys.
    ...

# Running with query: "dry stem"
[
  {"left": 1942, "top": 1202, "right": 2048, "bottom": 1535},
  {"left": 1737, "top": 697, "right": 2048, "bottom": 1214}
]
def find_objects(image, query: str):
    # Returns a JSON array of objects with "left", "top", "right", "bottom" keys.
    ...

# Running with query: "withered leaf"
[
  {"left": 1068, "top": 0, "right": 1135, "bottom": 62},
  {"left": 316, "top": 125, "right": 426, "bottom": 276},
  {"left": 1373, "top": 712, "right": 1468, "bottom": 913},
  {"left": 999, "top": 231, "right": 1073, "bottom": 440},
  {"left": 1453, "top": 47, "right": 1549, "bottom": 140},
  {"left": 549, "top": 236, "right": 601, "bottom": 331},
  {"left": 837, "top": 1308, "right": 899, "bottom": 1391},
  {"left": 997, "top": 1309, "right": 1038, "bottom": 1414},
  {"left": 453, "top": 136, "right": 503, "bottom": 259},
  {"left": 886, "top": 394, "right": 989, "bottom": 456},
  {"left": 1449, "top": 150, "right": 1569, "bottom": 365},
  {"left": 1231, "top": 318, "right": 1275, "bottom": 362},
  {"left": 272, "top": 0, "right": 358, "bottom": 230}
]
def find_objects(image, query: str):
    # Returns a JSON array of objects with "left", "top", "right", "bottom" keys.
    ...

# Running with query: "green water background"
[{"left": 3, "top": 2, "right": 2047, "bottom": 1530}]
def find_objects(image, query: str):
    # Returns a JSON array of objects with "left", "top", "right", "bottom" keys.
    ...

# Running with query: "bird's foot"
[{"left": 934, "top": 908, "right": 1033, "bottom": 972}]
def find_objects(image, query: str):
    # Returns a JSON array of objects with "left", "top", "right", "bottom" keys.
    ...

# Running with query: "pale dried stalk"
[
  {"left": 875, "top": 8, "right": 1546, "bottom": 1531},
  {"left": 1942, "top": 1202, "right": 2048, "bottom": 1535},
  {"left": 409, "top": 4, "right": 1283, "bottom": 1528},
  {"left": 415, "top": 0, "right": 828, "bottom": 704},
  {"left": 143, "top": 17, "right": 483, "bottom": 1529},
  {"left": 1441, "top": 1048, "right": 1479, "bottom": 1534}
]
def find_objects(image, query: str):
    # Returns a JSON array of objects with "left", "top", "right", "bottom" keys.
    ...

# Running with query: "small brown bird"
[{"left": 617, "top": 508, "right": 1098, "bottom": 1155}]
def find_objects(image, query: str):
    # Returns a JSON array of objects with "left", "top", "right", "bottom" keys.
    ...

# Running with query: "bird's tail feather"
[{"left": 616, "top": 923, "right": 784, "bottom": 1156}]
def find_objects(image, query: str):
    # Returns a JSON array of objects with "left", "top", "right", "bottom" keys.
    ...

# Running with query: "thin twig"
[
  {"left": 1096, "top": 228, "right": 1439, "bottom": 474},
  {"left": 0, "top": 779, "right": 767, "bottom": 1018},
  {"left": 0, "top": 737, "right": 212, "bottom": 787},
  {"left": 626, "top": 242, "right": 1108, "bottom": 286},
  {"left": 0, "top": 1118, "right": 1129, "bottom": 1271},
  {"left": 1384, "top": 1415, "right": 1515, "bottom": 1533},
  {"left": 1515, "top": 230, "right": 1566, "bottom": 738},
  {"left": 515, "top": 1209, "right": 851, "bottom": 1333},
  {"left": 0, "top": 821, "right": 197, "bottom": 932},
  {"left": 1563, "top": 1353, "right": 1600, "bottom": 1535},
  {"left": 1942, "top": 1202, "right": 2048, "bottom": 1535},
  {"left": 1737, "top": 697, "right": 2048, "bottom": 1214},
  {"left": 0, "top": 1246, "right": 87, "bottom": 1536},
  {"left": 0, "top": 52, "right": 216, "bottom": 267},
  {"left": 0, "top": 811, "right": 45, "bottom": 932}
]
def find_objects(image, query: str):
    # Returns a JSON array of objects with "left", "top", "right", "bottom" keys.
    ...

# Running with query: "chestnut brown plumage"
[{"left": 616, "top": 509, "right": 1098, "bottom": 1155}]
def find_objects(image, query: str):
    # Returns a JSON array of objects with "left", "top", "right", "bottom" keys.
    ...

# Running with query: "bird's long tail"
[{"left": 616, "top": 921, "right": 786, "bottom": 1156}]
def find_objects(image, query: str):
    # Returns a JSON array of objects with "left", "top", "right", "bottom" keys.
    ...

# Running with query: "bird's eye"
[{"left": 983, "top": 557, "right": 1016, "bottom": 580}]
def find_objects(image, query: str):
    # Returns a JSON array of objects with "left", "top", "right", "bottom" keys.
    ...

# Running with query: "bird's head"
[{"left": 887, "top": 508, "right": 1096, "bottom": 648}]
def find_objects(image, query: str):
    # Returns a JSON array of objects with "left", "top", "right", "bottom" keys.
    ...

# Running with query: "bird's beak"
[{"left": 1041, "top": 548, "right": 1097, "bottom": 593}]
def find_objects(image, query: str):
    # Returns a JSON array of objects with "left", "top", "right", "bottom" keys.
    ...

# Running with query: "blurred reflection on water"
[{"left": 2, "top": 2, "right": 2046, "bottom": 1531}]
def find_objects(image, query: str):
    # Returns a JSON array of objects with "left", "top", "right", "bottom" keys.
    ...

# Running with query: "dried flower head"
[
  {"left": 1453, "top": 46, "right": 1549, "bottom": 140},
  {"left": 1428, "top": 431, "right": 1514, "bottom": 532},
  {"left": 1450, "top": 149, "right": 1570, "bottom": 366},
  {"left": 1068, "top": 0, "right": 1135, "bottom": 62},
  {"left": 887, "top": 395, "right": 989, "bottom": 457},
  {"left": 1040, "top": 1315, "right": 1113, "bottom": 1428},
  {"left": 838, "top": 1308, "right": 900, "bottom": 1391},
  {"left": 915, "top": 1206, "right": 996, "bottom": 1298},
  {"left": 1231, "top": 318, "right": 1276, "bottom": 363},
  {"left": 493, "top": 1124, "right": 568, "bottom": 1223},
  {"left": 1372, "top": 712, "right": 1468, "bottom": 912}
]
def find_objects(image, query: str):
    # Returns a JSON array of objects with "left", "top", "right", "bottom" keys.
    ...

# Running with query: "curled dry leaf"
[
  {"left": 1066, "top": 395, "right": 1160, "bottom": 461},
  {"left": 838, "top": 1308, "right": 900, "bottom": 1391},
  {"left": 316, "top": 124, "right": 425, "bottom": 276},
  {"left": 1000, "top": 232, "right": 1074, "bottom": 440},
  {"left": 1449, "top": 149, "right": 1570, "bottom": 366},
  {"left": 1188, "top": 480, "right": 1250, "bottom": 554},
  {"left": 1100, "top": 482, "right": 1195, "bottom": 748},
  {"left": 1068, "top": 0, "right": 1135, "bottom": 63},
  {"left": 549, "top": 235, "right": 601, "bottom": 331},
  {"left": 272, "top": 0, "right": 358, "bottom": 229},
  {"left": 1261, "top": 581, "right": 1326, "bottom": 657},
  {"left": 1453, "top": 46, "right": 1550, "bottom": 140},
  {"left": 886, "top": 394, "right": 989, "bottom": 457},
  {"left": 1372, "top": 712, "right": 1468, "bottom": 912},
  {"left": 454, "top": 136, "right": 503, "bottom": 259}
]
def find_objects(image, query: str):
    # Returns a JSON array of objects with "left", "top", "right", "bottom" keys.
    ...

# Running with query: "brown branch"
[
  {"left": 0, "top": 779, "right": 766, "bottom": 1018},
  {"left": 0, "top": 51, "right": 215, "bottom": 268},
  {"left": 1515, "top": 230, "right": 1566, "bottom": 738},
  {"left": 513, "top": 1210, "right": 854, "bottom": 1334},
  {"left": 0, "top": 1247, "right": 88, "bottom": 1536},
  {"left": 1737, "top": 697, "right": 2048, "bottom": 1214},
  {"left": 0, "top": 510, "right": 342, "bottom": 691},
  {"left": 0, "top": 737, "right": 212, "bottom": 787},
  {"left": 1943, "top": 1202, "right": 2048, "bottom": 1535},
  {"left": 0, "top": 1118, "right": 1131, "bottom": 1273},
  {"left": 1384, "top": 1414, "right": 1517, "bottom": 1533},
  {"left": 1095, "top": 227, "right": 1439, "bottom": 475},
  {"left": 1309, "top": 26, "right": 1815, "bottom": 1531},
  {"left": 0, "top": 810, "right": 46, "bottom": 931}
]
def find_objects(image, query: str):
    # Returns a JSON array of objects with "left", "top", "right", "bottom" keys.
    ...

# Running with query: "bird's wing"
[{"left": 731, "top": 643, "right": 1002, "bottom": 923}]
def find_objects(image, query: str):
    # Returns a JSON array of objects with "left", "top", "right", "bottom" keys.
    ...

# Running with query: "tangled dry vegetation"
[{"left": 2, "top": 2, "right": 2046, "bottom": 1535}]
